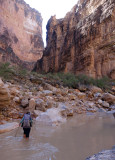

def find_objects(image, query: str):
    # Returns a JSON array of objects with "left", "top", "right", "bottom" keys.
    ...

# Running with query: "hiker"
[{"left": 20, "top": 112, "right": 32, "bottom": 138}]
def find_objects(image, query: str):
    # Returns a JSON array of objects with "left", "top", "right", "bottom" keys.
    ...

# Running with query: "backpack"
[{"left": 23, "top": 114, "right": 31, "bottom": 128}]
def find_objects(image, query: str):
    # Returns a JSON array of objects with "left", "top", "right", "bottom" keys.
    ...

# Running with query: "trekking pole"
[{"left": 15, "top": 125, "right": 20, "bottom": 137}]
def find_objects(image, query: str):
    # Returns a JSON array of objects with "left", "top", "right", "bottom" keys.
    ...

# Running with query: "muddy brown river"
[{"left": 0, "top": 113, "right": 115, "bottom": 160}]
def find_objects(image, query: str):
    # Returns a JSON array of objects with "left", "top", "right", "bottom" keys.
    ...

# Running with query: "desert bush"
[
  {"left": 94, "top": 76, "right": 112, "bottom": 90},
  {"left": 39, "top": 72, "right": 113, "bottom": 90},
  {"left": 0, "top": 62, "right": 14, "bottom": 79},
  {"left": 17, "top": 67, "right": 27, "bottom": 78}
]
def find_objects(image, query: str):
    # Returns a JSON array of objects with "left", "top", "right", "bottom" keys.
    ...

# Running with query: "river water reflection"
[{"left": 0, "top": 113, "right": 115, "bottom": 160}]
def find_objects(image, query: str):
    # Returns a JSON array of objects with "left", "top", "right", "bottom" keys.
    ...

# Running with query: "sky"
[{"left": 24, "top": 0, "right": 78, "bottom": 46}]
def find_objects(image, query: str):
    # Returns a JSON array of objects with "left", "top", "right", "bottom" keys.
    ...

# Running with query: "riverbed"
[{"left": 0, "top": 113, "right": 115, "bottom": 160}]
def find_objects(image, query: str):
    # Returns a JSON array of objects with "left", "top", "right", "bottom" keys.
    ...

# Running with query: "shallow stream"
[{"left": 0, "top": 113, "right": 115, "bottom": 160}]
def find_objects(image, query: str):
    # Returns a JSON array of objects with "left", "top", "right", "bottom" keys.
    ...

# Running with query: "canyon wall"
[
  {"left": 34, "top": 0, "right": 115, "bottom": 79},
  {"left": 0, "top": 0, "right": 44, "bottom": 69}
]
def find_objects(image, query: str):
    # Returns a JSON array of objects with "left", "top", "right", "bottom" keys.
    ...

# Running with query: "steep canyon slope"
[
  {"left": 0, "top": 0, "right": 44, "bottom": 69},
  {"left": 34, "top": 0, "right": 115, "bottom": 79}
]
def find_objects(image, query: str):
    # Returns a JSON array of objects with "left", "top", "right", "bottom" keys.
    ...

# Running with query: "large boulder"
[
  {"left": 86, "top": 146, "right": 115, "bottom": 160},
  {"left": 89, "top": 86, "right": 103, "bottom": 94},
  {"left": 13, "top": 96, "right": 21, "bottom": 103},
  {"left": 35, "top": 99, "right": 46, "bottom": 112},
  {"left": 102, "top": 93, "right": 115, "bottom": 104},
  {"left": 36, "top": 108, "right": 66, "bottom": 125},
  {"left": 42, "top": 83, "right": 57, "bottom": 92},
  {"left": 29, "top": 98, "right": 36, "bottom": 111},
  {"left": 21, "top": 98, "right": 29, "bottom": 108},
  {"left": 0, "top": 78, "right": 11, "bottom": 109},
  {"left": 76, "top": 92, "right": 86, "bottom": 99},
  {"left": 102, "top": 101, "right": 110, "bottom": 108}
]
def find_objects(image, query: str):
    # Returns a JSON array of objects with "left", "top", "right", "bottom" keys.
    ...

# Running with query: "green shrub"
[
  {"left": 38, "top": 72, "right": 113, "bottom": 90},
  {"left": 77, "top": 74, "right": 95, "bottom": 85},
  {"left": 0, "top": 63, "right": 112, "bottom": 91},
  {"left": 94, "top": 76, "right": 112, "bottom": 90},
  {"left": 58, "top": 73, "right": 78, "bottom": 88},
  {"left": 0, "top": 62, "right": 14, "bottom": 79},
  {"left": 17, "top": 67, "right": 27, "bottom": 78},
  {"left": 43, "top": 72, "right": 78, "bottom": 88}
]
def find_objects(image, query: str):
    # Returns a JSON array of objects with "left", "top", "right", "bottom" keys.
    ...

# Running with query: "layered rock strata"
[
  {"left": 34, "top": 0, "right": 115, "bottom": 79},
  {"left": 0, "top": 0, "right": 44, "bottom": 69}
]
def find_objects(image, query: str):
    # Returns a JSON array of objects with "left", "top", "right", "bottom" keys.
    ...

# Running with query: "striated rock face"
[
  {"left": 34, "top": 0, "right": 115, "bottom": 79},
  {"left": 0, "top": 0, "right": 44, "bottom": 69}
]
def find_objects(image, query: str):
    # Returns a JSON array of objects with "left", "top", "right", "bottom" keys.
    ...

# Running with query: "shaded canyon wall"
[
  {"left": 0, "top": 0, "right": 44, "bottom": 69},
  {"left": 34, "top": 0, "right": 115, "bottom": 79}
]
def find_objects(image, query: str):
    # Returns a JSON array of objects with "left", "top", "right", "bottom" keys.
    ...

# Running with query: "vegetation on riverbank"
[{"left": 0, "top": 62, "right": 114, "bottom": 91}]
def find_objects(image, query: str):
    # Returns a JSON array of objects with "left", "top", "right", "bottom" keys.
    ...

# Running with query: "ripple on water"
[
  {"left": 26, "top": 144, "right": 58, "bottom": 160},
  {"left": 13, "top": 142, "right": 58, "bottom": 160},
  {"left": 0, "top": 134, "right": 58, "bottom": 160}
]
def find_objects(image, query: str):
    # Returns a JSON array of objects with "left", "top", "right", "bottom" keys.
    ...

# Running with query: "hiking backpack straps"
[{"left": 23, "top": 114, "right": 31, "bottom": 128}]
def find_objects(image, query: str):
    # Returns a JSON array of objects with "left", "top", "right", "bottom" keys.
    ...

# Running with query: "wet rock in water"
[
  {"left": 59, "top": 105, "right": 74, "bottom": 117},
  {"left": 36, "top": 108, "right": 66, "bottom": 125},
  {"left": 109, "top": 105, "right": 115, "bottom": 112},
  {"left": 86, "top": 146, "right": 115, "bottom": 160},
  {"left": 87, "top": 108, "right": 97, "bottom": 113},
  {"left": 0, "top": 122, "right": 19, "bottom": 133}
]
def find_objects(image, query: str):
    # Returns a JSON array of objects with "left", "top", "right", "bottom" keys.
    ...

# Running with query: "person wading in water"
[{"left": 20, "top": 111, "right": 32, "bottom": 138}]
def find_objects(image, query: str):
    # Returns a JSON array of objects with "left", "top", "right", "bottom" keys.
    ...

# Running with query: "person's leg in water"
[
  {"left": 26, "top": 128, "right": 31, "bottom": 138},
  {"left": 23, "top": 128, "right": 26, "bottom": 137},
  {"left": 23, "top": 128, "right": 31, "bottom": 138}
]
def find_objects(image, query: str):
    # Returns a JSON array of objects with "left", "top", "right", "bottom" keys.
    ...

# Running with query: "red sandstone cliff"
[
  {"left": 34, "top": 0, "right": 115, "bottom": 79},
  {"left": 0, "top": 0, "right": 44, "bottom": 69}
]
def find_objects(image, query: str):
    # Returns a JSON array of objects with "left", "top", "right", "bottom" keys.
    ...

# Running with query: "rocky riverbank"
[{"left": 0, "top": 74, "right": 115, "bottom": 127}]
